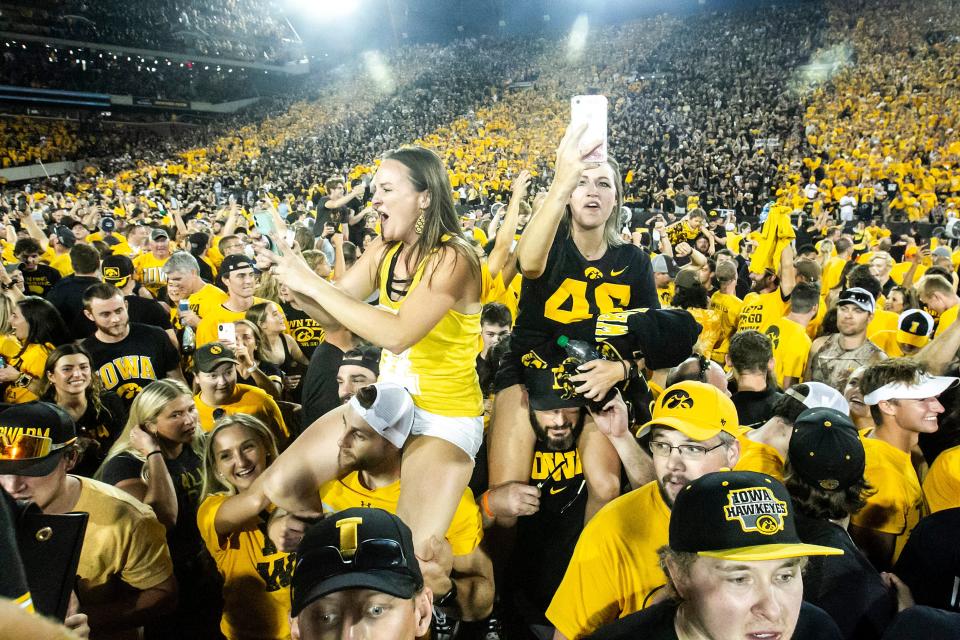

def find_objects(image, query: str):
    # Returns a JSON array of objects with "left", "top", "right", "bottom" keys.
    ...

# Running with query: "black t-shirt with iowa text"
[
  {"left": 19, "top": 263, "right": 61, "bottom": 297},
  {"left": 81, "top": 323, "right": 180, "bottom": 405}
]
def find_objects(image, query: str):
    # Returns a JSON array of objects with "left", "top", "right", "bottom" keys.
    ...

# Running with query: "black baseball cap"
[
  {"left": 0, "top": 402, "right": 77, "bottom": 477},
  {"left": 670, "top": 470, "right": 843, "bottom": 561},
  {"left": 291, "top": 508, "right": 423, "bottom": 616},
  {"left": 788, "top": 408, "right": 865, "bottom": 492},
  {"left": 55, "top": 226, "right": 76, "bottom": 249},
  {"left": 525, "top": 365, "right": 586, "bottom": 411},
  {"left": 102, "top": 254, "right": 134, "bottom": 287},
  {"left": 150, "top": 227, "right": 169, "bottom": 241},
  {"left": 220, "top": 254, "right": 257, "bottom": 275},
  {"left": 194, "top": 342, "right": 239, "bottom": 373},
  {"left": 100, "top": 216, "right": 116, "bottom": 233}
]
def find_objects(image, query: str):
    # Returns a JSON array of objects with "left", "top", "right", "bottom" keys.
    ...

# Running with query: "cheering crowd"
[{"left": 2, "top": 0, "right": 960, "bottom": 639}]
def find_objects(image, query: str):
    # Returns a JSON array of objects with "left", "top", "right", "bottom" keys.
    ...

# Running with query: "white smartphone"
[
  {"left": 571, "top": 95, "right": 608, "bottom": 162},
  {"left": 217, "top": 322, "right": 236, "bottom": 344}
]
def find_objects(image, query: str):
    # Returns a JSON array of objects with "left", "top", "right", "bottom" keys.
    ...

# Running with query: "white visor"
[{"left": 863, "top": 374, "right": 959, "bottom": 406}]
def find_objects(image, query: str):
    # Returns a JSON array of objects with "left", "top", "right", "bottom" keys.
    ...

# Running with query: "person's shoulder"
[
  {"left": 98, "top": 452, "right": 142, "bottom": 483},
  {"left": 76, "top": 476, "right": 157, "bottom": 520},
  {"left": 237, "top": 383, "right": 272, "bottom": 402},
  {"left": 586, "top": 599, "right": 678, "bottom": 639},
  {"left": 129, "top": 322, "right": 168, "bottom": 338},
  {"left": 794, "top": 601, "right": 843, "bottom": 639}
]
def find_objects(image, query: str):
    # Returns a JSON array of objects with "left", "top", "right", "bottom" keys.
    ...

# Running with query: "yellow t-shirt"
[
  {"left": 737, "top": 290, "right": 789, "bottom": 334},
  {"left": 709, "top": 291, "right": 743, "bottom": 363},
  {"left": 1, "top": 341, "right": 52, "bottom": 404},
  {"left": 48, "top": 251, "right": 74, "bottom": 277},
  {"left": 132, "top": 252, "right": 169, "bottom": 296},
  {"left": 851, "top": 433, "right": 925, "bottom": 563},
  {"left": 194, "top": 384, "right": 288, "bottom": 440},
  {"left": 922, "top": 444, "right": 960, "bottom": 513},
  {"left": 767, "top": 317, "right": 812, "bottom": 386},
  {"left": 377, "top": 242, "right": 482, "bottom": 417},
  {"left": 173, "top": 283, "right": 231, "bottom": 330},
  {"left": 320, "top": 472, "right": 482, "bottom": 557},
  {"left": 195, "top": 297, "right": 271, "bottom": 347},
  {"left": 197, "top": 494, "right": 293, "bottom": 640},
  {"left": 546, "top": 481, "right": 671, "bottom": 640},
  {"left": 934, "top": 303, "right": 959, "bottom": 338},
  {"left": 73, "top": 477, "right": 173, "bottom": 640},
  {"left": 866, "top": 309, "right": 901, "bottom": 356},
  {"left": 823, "top": 257, "right": 847, "bottom": 291},
  {"left": 734, "top": 439, "right": 785, "bottom": 480},
  {"left": 657, "top": 283, "right": 675, "bottom": 308}
]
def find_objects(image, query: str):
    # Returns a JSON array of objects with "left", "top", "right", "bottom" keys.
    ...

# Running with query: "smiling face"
[
  {"left": 263, "top": 303, "right": 287, "bottom": 334},
  {"left": 212, "top": 424, "right": 269, "bottom": 492},
  {"left": 568, "top": 164, "right": 617, "bottom": 232},
  {"left": 843, "top": 366, "right": 869, "bottom": 419},
  {"left": 880, "top": 396, "right": 945, "bottom": 434},
  {"left": 9, "top": 303, "right": 29, "bottom": 342},
  {"left": 148, "top": 394, "right": 199, "bottom": 444},
  {"left": 371, "top": 159, "right": 430, "bottom": 244},
  {"left": 197, "top": 362, "right": 238, "bottom": 406},
  {"left": 224, "top": 267, "right": 257, "bottom": 299},
  {"left": 48, "top": 353, "right": 92, "bottom": 397},
  {"left": 671, "top": 556, "right": 805, "bottom": 640}
]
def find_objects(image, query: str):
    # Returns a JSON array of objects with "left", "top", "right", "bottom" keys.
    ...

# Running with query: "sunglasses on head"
[{"left": 0, "top": 433, "right": 74, "bottom": 461}]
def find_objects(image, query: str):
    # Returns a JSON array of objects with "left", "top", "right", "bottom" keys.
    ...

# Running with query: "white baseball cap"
[
  {"left": 863, "top": 373, "right": 959, "bottom": 406},
  {"left": 784, "top": 381, "right": 850, "bottom": 415},
  {"left": 348, "top": 382, "right": 415, "bottom": 449}
]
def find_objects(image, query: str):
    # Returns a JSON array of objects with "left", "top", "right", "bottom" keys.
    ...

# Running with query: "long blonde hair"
[
  {"left": 200, "top": 414, "right": 279, "bottom": 501},
  {"left": 96, "top": 379, "right": 204, "bottom": 480},
  {"left": 0, "top": 294, "right": 13, "bottom": 335}
]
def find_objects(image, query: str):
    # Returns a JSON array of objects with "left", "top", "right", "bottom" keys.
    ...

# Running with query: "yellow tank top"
[{"left": 377, "top": 243, "right": 482, "bottom": 417}]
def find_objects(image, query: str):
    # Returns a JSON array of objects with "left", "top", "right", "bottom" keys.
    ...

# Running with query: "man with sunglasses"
[
  {"left": 806, "top": 287, "right": 886, "bottom": 392},
  {"left": 291, "top": 507, "right": 433, "bottom": 640},
  {"left": 547, "top": 380, "right": 741, "bottom": 640},
  {"left": 0, "top": 402, "right": 176, "bottom": 639}
]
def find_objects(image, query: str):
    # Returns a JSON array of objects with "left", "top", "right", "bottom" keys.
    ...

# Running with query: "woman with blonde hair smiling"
[
  {"left": 98, "top": 379, "right": 220, "bottom": 637},
  {"left": 198, "top": 413, "right": 295, "bottom": 640}
]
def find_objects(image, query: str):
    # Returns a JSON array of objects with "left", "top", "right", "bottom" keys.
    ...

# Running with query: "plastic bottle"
[
  {"left": 179, "top": 301, "right": 195, "bottom": 354},
  {"left": 556, "top": 335, "right": 617, "bottom": 410}
]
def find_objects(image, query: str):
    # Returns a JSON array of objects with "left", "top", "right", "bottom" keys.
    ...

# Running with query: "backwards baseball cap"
[
  {"left": 898, "top": 309, "right": 934, "bottom": 349},
  {"left": 525, "top": 364, "right": 587, "bottom": 411},
  {"left": 838, "top": 287, "right": 875, "bottom": 314},
  {"left": 652, "top": 254, "right": 680, "bottom": 278},
  {"left": 674, "top": 268, "right": 702, "bottom": 290},
  {"left": 100, "top": 216, "right": 116, "bottom": 233},
  {"left": 597, "top": 308, "right": 703, "bottom": 371},
  {"left": 194, "top": 342, "right": 239, "bottom": 374},
  {"left": 341, "top": 346, "right": 381, "bottom": 378},
  {"left": 932, "top": 246, "right": 952, "bottom": 259},
  {"left": 670, "top": 470, "right": 843, "bottom": 561},
  {"left": 863, "top": 371, "right": 959, "bottom": 405},
  {"left": 636, "top": 380, "right": 740, "bottom": 446},
  {"left": 291, "top": 507, "right": 423, "bottom": 616},
  {"left": 220, "top": 253, "right": 257, "bottom": 275},
  {"left": 348, "top": 382, "right": 415, "bottom": 449},
  {"left": 783, "top": 381, "right": 850, "bottom": 415},
  {"left": 0, "top": 402, "right": 77, "bottom": 477},
  {"left": 55, "top": 225, "right": 76, "bottom": 249},
  {"left": 788, "top": 408, "right": 865, "bottom": 491},
  {"left": 150, "top": 227, "right": 169, "bottom": 241},
  {"left": 101, "top": 254, "right": 134, "bottom": 288}
]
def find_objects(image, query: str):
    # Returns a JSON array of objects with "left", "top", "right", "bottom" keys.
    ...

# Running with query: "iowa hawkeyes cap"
[
  {"left": 0, "top": 402, "right": 77, "bottom": 477},
  {"left": 101, "top": 254, "right": 134, "bottom": 288},
  {"left": 670, "top": 470, "right": 843, "bottom": 561},
  {"left": 636, "top": 380, "right": 740, "bottom": 446},
  {"left": 788, "top": 408, "right": 865, "bottom": 492},
  {"left": 291, "top": 508, "right": 423, "bottom": 616},
  {"left": 897, "top": 309, "right": 934, "bottom": 349}
]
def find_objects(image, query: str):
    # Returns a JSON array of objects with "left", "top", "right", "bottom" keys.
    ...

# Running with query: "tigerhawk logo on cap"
[
  {"left": 662, "top": 388, "right": 694, "bottom": 409},
  {"left": 723, "top": 486, "right": 788, "bottom": 535},
  {"left": 103, "top": 267, "right": 121, "bottom": 278},
  {"left": 210, "top": 345, "right": 223, "bottom": 355}
]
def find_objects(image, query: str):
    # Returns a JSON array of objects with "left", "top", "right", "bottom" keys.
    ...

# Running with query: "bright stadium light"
[
  {"left": 567, "top": 14, "right": 589, "bottom": 62},
  {"left": 287, "top": 0, "right": 361, "bottom": 20}
]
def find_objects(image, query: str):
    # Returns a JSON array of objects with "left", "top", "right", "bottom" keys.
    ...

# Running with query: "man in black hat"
[
  {"left": 784, "top": 407, "right": 897, "bottom": 638},
  {"left": 196, "top": 254, "right": 271, "bottom": 347},
  {"left": 291, "top": 507, "right": 433, "bottom": 640},
  {"left": 0, "top": 402, "right": 176, "bottom": 637},
  {"left": 587, "top": 471, "right": 843, "bottom": 639}
]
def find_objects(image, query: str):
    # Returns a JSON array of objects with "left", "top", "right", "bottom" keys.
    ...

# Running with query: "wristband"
[
  {"left": 146, "top": 450, "right": 163, "bottom": 460},
  {"left": 481, "top": 491, "right": 495, "bottom": 519},
  {"left": 620, "top": 359, "right": 629, "bottom": 381}
]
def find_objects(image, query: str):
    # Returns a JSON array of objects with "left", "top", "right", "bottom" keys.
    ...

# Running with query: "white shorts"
[{"left": 410, "top": 406, "right": 484, "bottom": 459}]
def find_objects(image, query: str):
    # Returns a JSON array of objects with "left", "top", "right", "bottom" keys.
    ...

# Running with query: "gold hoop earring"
[{"left": 414, "top": 211, "right": 425, "bottom": 235}]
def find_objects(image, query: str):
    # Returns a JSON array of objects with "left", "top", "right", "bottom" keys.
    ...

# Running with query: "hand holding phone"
[
  {"left": 570, "top": 95, "right": 608, "bottom": 163},
  {"left": 218, "top": 322, "right": 237, "bottom": 345}
]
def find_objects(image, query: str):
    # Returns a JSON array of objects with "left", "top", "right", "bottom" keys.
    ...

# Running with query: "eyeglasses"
[{"left": 648, "top": 440, "right": 725, "bottom": 460}]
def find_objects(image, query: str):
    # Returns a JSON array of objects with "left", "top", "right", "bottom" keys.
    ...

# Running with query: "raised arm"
[
  {"left": 517, "top": 123, "right": 596, "bottom": 279},
  {"left": 487, "top": 170, "right": 530, "bottom": 279}
]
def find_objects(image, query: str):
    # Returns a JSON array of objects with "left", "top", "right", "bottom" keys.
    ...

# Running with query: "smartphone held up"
[{"left": 570, "top": 95, "right": 608, "bottom": 163}]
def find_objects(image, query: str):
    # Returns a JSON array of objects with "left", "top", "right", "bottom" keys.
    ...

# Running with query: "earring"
[{"left": 414, "top": 210, "right": 425, "bottom": 235}]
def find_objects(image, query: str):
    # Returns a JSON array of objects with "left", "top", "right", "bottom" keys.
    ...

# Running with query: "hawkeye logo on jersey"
[
  {"left": 723, "top": 486, "right": 788, "bottom": 536},
  {"left": 521, "top": 351, "right": 548, "bottom": 369},
  {"left": 583, "top": 267, "right": 603, "bottom": 281},
  {"left": 765, "top": 325, "right": 781, "bottom": 349}
]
